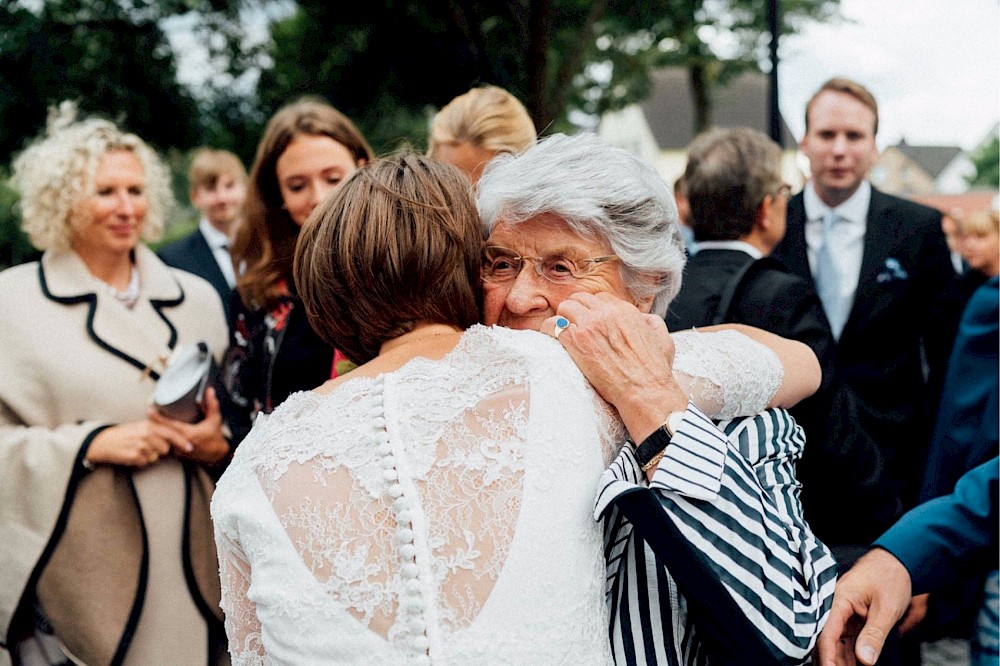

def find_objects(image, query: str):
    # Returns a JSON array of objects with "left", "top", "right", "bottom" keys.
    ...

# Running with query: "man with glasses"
[
  {"left": 476, "top": 132, "right": 837, "bottom": 666},
  {"left": 667, "top": 127, "right": 891, "bottom": 582},
  {"left": 666, "top": 128, "right": 823, "bottom": 350}
]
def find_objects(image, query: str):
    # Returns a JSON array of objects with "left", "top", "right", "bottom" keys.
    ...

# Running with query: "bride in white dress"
[{"left": 211, "top": 155, "right": 811, "bottom": 665}]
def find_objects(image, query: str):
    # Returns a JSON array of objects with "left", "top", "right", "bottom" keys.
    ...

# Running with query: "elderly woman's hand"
[
  {"left": 146, "top": 387, "right": 230, "bottom": 465},
  {"left": 544, "top": 292, "right": 689, "bottom": 445}
]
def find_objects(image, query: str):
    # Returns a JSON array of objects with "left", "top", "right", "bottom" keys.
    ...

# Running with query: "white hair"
[{"left": 476, "top": 132, "right": 686, "bottom": 316}]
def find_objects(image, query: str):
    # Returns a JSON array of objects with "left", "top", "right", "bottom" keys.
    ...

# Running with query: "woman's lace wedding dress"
[{"left": 212, "top": 325, "right": 781, "bottom": 665}]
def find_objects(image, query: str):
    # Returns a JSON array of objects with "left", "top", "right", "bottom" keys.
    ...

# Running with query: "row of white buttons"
[{"left": 373, "top": 376, "right": 431, "bottom": 664}]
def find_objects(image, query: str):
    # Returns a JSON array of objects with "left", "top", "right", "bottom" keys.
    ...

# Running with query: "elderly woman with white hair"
[
  {"left": 0, "top": 106, "right": 229, "bottom": 665},
  {"left": 476, "top": 132, "right": 838, "bottom": 665}
]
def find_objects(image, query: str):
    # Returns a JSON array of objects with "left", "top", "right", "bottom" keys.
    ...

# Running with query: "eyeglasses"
[{"left": 481, "top": 245, "right": 619, "bottom": 284}]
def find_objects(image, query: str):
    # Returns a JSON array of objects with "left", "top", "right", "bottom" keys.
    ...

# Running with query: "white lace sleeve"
[
  {"left": 672, "top": 329, "right": 783, "bottom": 420},
  {"left": 591, "top": 389, "right": 627, "bottom": 466},
  {"left": 216, "top": 528, "right": 266, "bottom": 665}
]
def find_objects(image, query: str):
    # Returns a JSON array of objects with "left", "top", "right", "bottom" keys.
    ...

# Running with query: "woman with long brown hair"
[{"left": 222, "top": 97, "right": 374, "bottom": 444}]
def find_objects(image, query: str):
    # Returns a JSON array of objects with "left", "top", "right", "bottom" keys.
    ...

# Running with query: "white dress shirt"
[
  {"left": 694, "top": 239, "right": 763, "bottom": 260},
  {"left": 803, "top": 181, "right": 870, "bottom": 314},
  {"left": 199, "top": 219, "right": 237, "bottom": 288}
]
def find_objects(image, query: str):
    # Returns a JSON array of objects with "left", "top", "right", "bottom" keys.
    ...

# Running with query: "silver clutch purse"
[{"left": 152, "top": 341, "right": 217, "bottom": 423}]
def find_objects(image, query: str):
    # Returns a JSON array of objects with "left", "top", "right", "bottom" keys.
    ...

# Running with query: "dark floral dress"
[{"left": 221, "top": 282, "right": 352, "bottom": 445}]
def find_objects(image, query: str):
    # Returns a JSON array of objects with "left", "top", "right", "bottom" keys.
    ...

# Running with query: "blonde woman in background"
[
  {"left": 427, "top": 84, "right": 536, "bottom": 183},
  {"left": 0, "top": 105, "right": 229, "bottom": 665},
  {"left": 960, "top": 207, "right": 1000, "bottom": 280},
  {"left": 941, "top": 206, "right": 1000, "bottom": 329}
]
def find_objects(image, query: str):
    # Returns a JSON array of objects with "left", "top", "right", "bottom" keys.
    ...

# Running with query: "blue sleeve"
[
  {"left": 920, "top": 277, "right": 999, "bottom": 502},
  {"left": 876, "top": 457, "right": 999, "bottom": 595}
]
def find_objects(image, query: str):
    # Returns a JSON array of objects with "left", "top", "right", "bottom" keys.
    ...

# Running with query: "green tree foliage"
[
  {"left": 257, "top": 0, "right": 629, "bottom": 151},
  {"left": 0, "top": 169, "right": 38, "bottom": 269},
  {"left": 257, "top": 1, "right": 539, "bottom": 153},
  {"left": 0, "top": 0, "right": 216, "bottom": 163},
  {"left": 197, "top": 91, "right": 270, "bottom": 167},
  {"left": 583, "top": 0, "right": 840, "bottom": 134},
  {"left": 256, "top": 0, "right": 838, "bottom": 153},
  {"left": 968, "top": 135, "right": 999, "bottom": 189}
]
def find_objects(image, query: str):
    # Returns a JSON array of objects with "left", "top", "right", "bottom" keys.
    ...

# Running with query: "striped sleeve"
[{"left": 597, "top": 406, "right": 838, "bottom": 665}]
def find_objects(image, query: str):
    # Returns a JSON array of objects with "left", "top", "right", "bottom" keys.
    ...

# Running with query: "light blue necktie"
[{"left": 814, "top": 212, "right": 849, "bottom": 340}]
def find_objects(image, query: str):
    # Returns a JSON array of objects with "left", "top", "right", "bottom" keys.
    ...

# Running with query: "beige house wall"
[
  {"left": 870, "top": 148, "right": 937, "bottom": 195},
  {"left": 598, "top": 105, "right": 806, "bottom": 191}
]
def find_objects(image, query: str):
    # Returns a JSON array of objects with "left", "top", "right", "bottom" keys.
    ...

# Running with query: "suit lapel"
[
  {"left": 835, "top": 188, "right": 899, "bottom": 343},
  {"left": 191, "top": 230, "right": 231, "bottom": 296},
  {"left": 857, "top": 189, "right": 898, "bottom": 292}
]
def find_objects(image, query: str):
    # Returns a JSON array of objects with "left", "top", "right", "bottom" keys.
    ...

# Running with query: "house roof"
[
  {"left": 639, "top": 67, "right": 796, "bottom": 150},
  {"left": 893, "top": 139, "right": 964, "bottom": 179},
  {"left": 911, "top": 191, "right": 997, "bottom": 220}
]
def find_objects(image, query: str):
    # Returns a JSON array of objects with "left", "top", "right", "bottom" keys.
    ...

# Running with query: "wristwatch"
[{"left": 635, "top": 410, "right": 686, "bottom": 472}]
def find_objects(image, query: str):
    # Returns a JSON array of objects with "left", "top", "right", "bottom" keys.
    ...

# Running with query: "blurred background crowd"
[{"left": 0, "top": 1, "right": 997, "bottom": 665}]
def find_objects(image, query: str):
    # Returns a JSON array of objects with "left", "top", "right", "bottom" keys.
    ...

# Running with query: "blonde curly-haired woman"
[{"left": 0, "top": 105, "right": 230, "bottom": 666}]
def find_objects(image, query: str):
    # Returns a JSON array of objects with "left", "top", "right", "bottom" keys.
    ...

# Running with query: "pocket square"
[{"left": 876, "top": 257, "right": 909, "bottom": 283}]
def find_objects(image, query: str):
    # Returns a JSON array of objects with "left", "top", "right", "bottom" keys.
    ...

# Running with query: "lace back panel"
[
  {"left": 234, "top": 330, "right": 539, "bottom": 661},
  {"left": 212, "top": 325, "right": 781, "bottom": 665}
]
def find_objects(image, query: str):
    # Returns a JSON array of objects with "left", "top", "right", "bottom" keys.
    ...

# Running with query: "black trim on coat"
[
  {"left": 37, "top": 262, "right": 185, "bottom": 381},
  {"left": 110, "top": 475, "right": 150, "bottom": 666},
  {"left": 180, "top": 463, "right": 228, "bottom": 666},
  {"left": 75, "top": 421, "right": 107, "bottom": 476},
  {"left": 149, "top": 294, "right": 183, "bottom": 350},
  {"left": 181, "top": 462, "right": 225, "bottom": 621},
  {"left": 10, "top": 425, "right": 112, "bottom": 645}
]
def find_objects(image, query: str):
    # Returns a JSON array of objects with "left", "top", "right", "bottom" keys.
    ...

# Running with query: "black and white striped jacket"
[{"left": 595, "top": 405, "right": 838, "bottom": 665}]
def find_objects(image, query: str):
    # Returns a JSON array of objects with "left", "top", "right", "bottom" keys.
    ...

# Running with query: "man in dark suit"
[
  {"left": 667, "top": 127, "right": 894, "bottom": 554},
  {"left": 771, "top": 77, "right": 958, "bottom": 521},
  {"left": 667, "top": 127, "right": 830, "bottom": 357},
  {"left": 159, "top": 148, "right": 247, "bottom": 320}
]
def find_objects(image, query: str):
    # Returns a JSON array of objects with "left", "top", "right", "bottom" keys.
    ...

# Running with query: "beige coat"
[{"left": 0, "top": 246, "right": 229, "bottom": 665}]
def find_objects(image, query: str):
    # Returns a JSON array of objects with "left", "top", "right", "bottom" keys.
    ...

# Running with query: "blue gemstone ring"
[{"left": 553, "top": 316, "right": 570, "bottom": 340}]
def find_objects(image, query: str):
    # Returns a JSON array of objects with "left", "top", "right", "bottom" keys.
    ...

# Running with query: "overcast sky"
[{"left": 778, "top": 0, "right": 999, "bottom": 151}]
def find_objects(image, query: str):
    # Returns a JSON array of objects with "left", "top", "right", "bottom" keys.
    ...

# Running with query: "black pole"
[{"left": 768, "top": 0, "right": 782, "bottom": 147}]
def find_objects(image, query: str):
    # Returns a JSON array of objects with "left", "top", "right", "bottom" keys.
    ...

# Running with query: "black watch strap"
[
  {"left": 634, "top": 410, "right": 686, "bottom": 470},
  {"left": 634, "top": 425, "right": 673, "bottom": 469}
]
